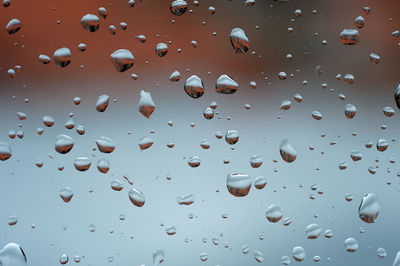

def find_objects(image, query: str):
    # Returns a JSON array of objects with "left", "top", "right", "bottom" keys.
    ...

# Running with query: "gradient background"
[{"left": 0, "top": 0, "right": 400, "bottom": 265}]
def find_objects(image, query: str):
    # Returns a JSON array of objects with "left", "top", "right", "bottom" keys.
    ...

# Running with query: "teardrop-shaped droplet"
[
  {"left": 59, "top": 187, "right": 74, "bottom": 202},
  {"left": 226, "top": 173, "right": 251, "bottom": 197},
  {"left": 138, "top": 90, "right": 155, "bottom": 118},
  {"left": 280, "top": 139, "right": 297, "bottom": 163},
  {"left": 110, "top": 49, "right": 134, "bottom": 72},
  {"left": 229, "top": 28, "right": 249, "bottom": 53}
]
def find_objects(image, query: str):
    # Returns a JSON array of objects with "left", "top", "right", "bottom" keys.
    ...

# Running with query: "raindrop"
[
  {"left": 358, "top": 193, "right": 379, "bottom": 223},
  {"left": 339, "top": 29, "right": 360, "bottom": 45},
  {"left": 53, "top": 48, "right": 71, "bottom": 67},
  {"left": 169, "top": 70, "right": 180, "bottom": 81},
  {"left": 138, "top": 90, "right": 155, "bottom": 118},
  {"left": 0, "top": 243, "right": 27, "bottom": 266},
  {"left": 55, "top": 134, "right": 74, "bottom": 154},
  {"left": 97, "top": 158, "right": 110, "bottom": 173},
  {"left": 96, "top": 94, "right": 109, "bottom": 112},
  {"left": 80, "top": 14, "right": 100, "bottom": 32},
  {"left": 38, "top": 54, "right": 51, "bottom": 64},
  {"left": 215, "top": 75, "right": 238, "bottom": 94},
  {"left": 184, "top": 75, "right": 205, "bottom": 98},
  {"left": 170, "top": 0, "right": 188, "bottom": 16},
  {"left": 345, "top": 104, "right": 357, "bottom": 119},
  {"left": 225, "top": 130, "right": 239, "bottom": 145},
  {"left": 265, "top": 204, "right": 283, "bottom": 222},
  {"left": 155, "top": 43, "right": 168, "bottom": 57},
  {"left": 128, "top": 188, "right": 145, "bottom": 207},
  {"left": 226, "top": 173, "right": 251, "bottom": 197},
  {"left": 110, "top": 49, "right": 134, "bottom": 72},
  {"left": 230, "top": 28, "right": 249, "bottom": 53},
  {"left": 0, "top": 142, "right": 12, "bottom": 161},
  {"left": 139, "top": 136, "right": 154, "bottom": 150},
  {"left": 292, "top": 246, "right": 306, "bottom": 262},
  {"left": 344, "top": 237, "right": 358, "bottom": 252},
  {"left": 5, "top": 18, "right": 21, "bottom": 34},
  {"left": 73, "top": 157, "right": 91, "bottom": 171},
  {"left": 305, "top": 223, "right": 322, "bottom": 239},
  {"left": 253, "top": 250, "right": 264, "bottom": 263},
  {"left": 59, "top": 187, "right": 73, "bottom": 202},
  {"left": 280, "top": 139, "right": 297, "bottom": 163}
]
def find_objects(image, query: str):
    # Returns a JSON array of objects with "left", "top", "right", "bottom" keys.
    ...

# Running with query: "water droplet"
[
  {"left": 80, "top": 14, "right": 100, "bottom": 32},
  {"left": 59, "top": 187, "right": 73, "bottom": 202},
  {"left": 353, "top": 16, "right": 365, "bottom": 29},
  {"left": 369, "top": 53, "right": 380, "bottom": 64},
  {"left": 377, "top": 138, "right": 388, "bottom": 151},
  {"left": 98, "top": 7, "right": 107, "bottom": 19},
  {"left": 0, "top": 243, "right": 27, "bottom": 266},
  {"left": 230, "top": 28, "right": 249, "bottom": 53},
  {"left": 59, "top": 254, "right": 69, "bottom": 264},
  {"left": 96, "top": 94, "right": 109, "bottom": 112},
  {"left": 253, "top": 250, "right": 264, "bottom": 263},
  {"left": 110, "top": 49, "right": 134, "bottom": 72},
  {"left": 345, "top": 104, "right": 357, "bottom": 119},
  {"left": 281, "top": 255, "right": 291, "bottom": 265},
  {"left": 311, "top": 110, "right": 322, "bottom": 120},
  {"left": 111, "top": 180, "right": 123, "bottom": 191},
  {"left": 377, "top": 247, "right": 387, "bottom": 258},
  {"left": 153, "top": 249, "right": 165, "bottom": 265},
  {"left": 165, "top": 225, "right": 176, "bottom": 235},
  {"left": 200, "top": 253, "right": 208, "bottom": 262},
  {"left": 138, "top": 90, "right": 155, "bottom": 118},
  {"left": 38, "top": 54, "right": 51, "bottom": 64},
  {"left": 5, "top": 18, "right": 21, "bottom": 34},
  {"left": 350, "top": 150, "right": 362, "bottom": 161},
  {"left": 280, "top": 139, "right": 297, "bottom": 163},
  {"left": 292, "top": 246, "right": 305, "bottom": 262},
  {"left": 155, "top": 43, "right": 168, "bottom": 57},
  {"left": 184, "top": 75, "right": 205, "bottom": 98},
  {"left": 139, "top": 136, "right": 154, "bottom": 150},
  {"left": 73, "top": 157, "right": 91, "bottom": 171},
  {"left": 305, "top": 223, "right": 322, "bottom": 239},
  {"left": 55, "top": 134, "right": 74, "bottom": 154},
  {"left": 254, "top": 176, "right": 267, "bottom": 189},
  {"left": 188, "top": 156, "right": 200, "bottom": 167},
  {"left": 95, "top": 137, "right": 115, "bottom": 153},
  {"left": 53, "top": 48, "right": 71, "bottom": 67},
  {"left": 344, "top": 237, "right": 358, "bottom": 252},
  {"left": 226, "top": 173, "right": 251, "bottom": 197},
  {"left": 339, "top": 29, "right": 360, "bottom": 45},
  {"left": 250, "top": 154, "right": 263, "bottom": 168},
  {"left": 0, "top": 142, "right": 12, "bottom": 161},
  {"left": 169, "top": 70, "right": 180, "bottom": 81},
  {"left": 215, "top": 75, "right": 238, "bottom": 94},
  {"left": 97, "top": 158, "right": 110, "bottom": 173},
  {"left": 358, "top": 193, "right": 379, "bottom": 223},
  {"left": 265, "top": 204, "right": 283, "bottom": 222},
  {"left": 225, "top": 130, "right": 239, "bottom": 144},
  {"left": 170, "top": 0, "right": 187, "bottom": 16},
  {"left": 128, "top": 188, "right": 145, "bottom": 207},
  {"left": 177, "top": 193, "right": 195, "bottom": 205}
]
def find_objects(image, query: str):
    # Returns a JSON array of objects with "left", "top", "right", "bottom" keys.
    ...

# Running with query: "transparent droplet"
[
  {"left": 97, "top": 158, "right": 110, "bottom": 173},
  {"left": 110, "top": 49, "right": 134, "bottom": 72},
  {"left": 170, "top": 0, "right": 187, "bottom": 16},
  {"left": 226, "top": 173, "right": 251, "bottom": 197},
  {"left": 55, "top": 134, "right": 74, "bottom": 154},
  {"left": 184, "top": 75, "right": 205, "bottom": 98},
  {"left": 344, "top": 237, "right": 358, "bottom": 252},
  {"left": 339, "top": 29, "right": 360, "bottom": 45},
  {"left": 280, "top": 139, "right": 297, "bottom": 163},
  {"left": 80, "top": 14, "right": 100, "bottom": 32},
  {"left": 311, "top": 110, "right": 322, "bottom": 120},
  {"left": 177, "top": 193, "right": 195, "bottom": 205},
  {"left": 200, "top": 253, "right": 208, "bottom": 262},
  {"left": 5, "top": 18, "right": 21, "bottom": 34},
  {"left": 253, "top": 250, "right": 264, "bottom": 263},
  {"left": 128, "top": 188, "right": 145, "bottom": 207},
  {"left": 0, "top": 142, "right": 12, "bottom": 161},
  {"left": 169, "top": 70, "right": 180, "bottom": 81},
  {"left": 345, "top": 104, "right": 357, "bottom": 119},
  {"left": 155, "top": 43, "right": 168, "bottom": 57},
  {"left": 59, "top": 187, "right": 73, "bottom": 202},
  {"left": 38, "top": 54, "right": 51, "bottom": 64},
  {"left": 305, "top": 223, "right": 322, "bottom": 239},
  {"left": 53, "top": 48, "right": 71, "bottom": 67},
  {"left": 0, "top": 243, "right": 27, "bottom": 266},
  {"left": 265, "top": 204, "right": 283, "bottom": 222},
  {"left": 225, "top": 130, "right": 239, "bottom": 145},
  {"left": 377, "top": 247, "right": 387, "bottom": 258},
  {"left": 138, "top": 90, "right": 155, "bottom": 118},
  {"left": 139, "top": 136, "right": 154, "bottom": 150},
  {"left": 59, "top": 254, "right": 69, "bottom": 265},
  {"left": 165, "top": 225, "right": 176, "bottom": 235},
  {"left": 96, "top": 94, "right": 109, "bottom": 112},
  {"left": 353, "top": 16, "right": 365, "bottom": 29},
  {"left": 292, "top": 246, "right": 305, "bottom": 262},
  {"left": 73, "top": 157, "right": 91, "bottom": 171},
  {"left": 358, "top": 193, "right": 379, "bottom": 223},
  {"left": 377, "top": 138, "right": 388, "bottom": 152},
  {"left": 215, "top": 75, "right": 238, "bottom": 94},
  {"left": 350, "top": 150, "right": 362, "bottom": 161},
  {"left": 152, "top": 249, "right": 165, "bottom": 265},
  {"left": 230, "top": 28, "right": 249, "bottom": 53},
  {"left": 250, "top": 154, "right": 263, "bottom": 168},
  {"left": 188, "top": 156, "right": 200, "bottom": 167},
  {"left": 254, "top": 176, "right": 267, "bottom": 189}
]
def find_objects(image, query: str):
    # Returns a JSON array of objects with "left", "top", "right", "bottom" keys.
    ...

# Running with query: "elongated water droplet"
[
  {"left": 280, "top": 139, "right": 297, "bottom": 163},
  {"left": 345, "top": 104, "right": 357, "bottom": 119},
  {"left": 5, "top": 18, "right": 21, "bottom": 34},
  {"left": 0, "top": 243, "right": 27, "bottom": 266},
  {"left": 138, "top": 90, "right": 155, "bottom": 118},
  {"left": 358, "top": 193, "right": 379, "bottom": 223},
  {"left": 139, "top": 136, "right": 154, "bottom": 150},
  {"left": 230, "top": 28, "right": 249, "bottom": 53},
  {"left": 96, "top": 94, "right": 109, "bottom": 112},
  {"left": 128, "top": 188, "right": 145, "bottom": 207}
]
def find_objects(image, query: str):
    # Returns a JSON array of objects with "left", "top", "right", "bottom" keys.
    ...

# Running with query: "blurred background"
[{"left": 0, "top": 0, "right": 400, "bottom": 265}]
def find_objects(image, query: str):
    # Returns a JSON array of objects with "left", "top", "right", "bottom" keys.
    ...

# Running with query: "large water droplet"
[
  {"left": 230, "top": 28, "right": 249, "bottom": 53},
  {"left": 292, "top": 246, "right": 305, "bottom": 262},
  {"left": 110, "top": 49, "right": 134, "bottom": 72},
  {"left": 96, "top": 94, "right": 109, "bottom": 112},
  {"left": 55, "top": 134, "right": 74, "bottom": 154},
  {"left": 344, "top": 237, "right": 358, "bottom": 252},
  {"left": 128, "top": 188, "right": 145, "bottom": 207},
  {"left": 95, "top": 137, "right": 115, "bottom": 153},
  {"left": 0, "top": 243, "right": 27, "bottom": 266},
  {"left": 5, "top": 18, "right": 21, "bottom": 34},
  {"left": 358, "top": 193, "right": 379, "bottom": 223},
  {"left": 53, "top": 48, "right": 71, "bottom": 67},
  {"left": 59, "top": 187, "right": 74, "bottom": 202},
  {"left": 226, "top": 173, "right": 251, "bottom": 197},
  {"left": 215, "top": 75, "right": 238, "bottom": 94},
  {"left": 80, "top": 14, "right": 100, "bottom": 32},
  {"left": 280, "top": 139, "right": 297, "bottom": 163},
  {"left": 265, "top": 204, "right": 283, "bottom": 222},
  {"left": 138, "top": 90, "right": 155, "bottom": 118},
  {"left": 170, "top": 0, "right": 187, "bottom": 16},
  {"left": 339, "top": 29, "right": 360, "bottom": 45},
  {"left": 0, "top": 142, "right": 12, "bottom": 161},
  {"left": 184, "top": 75, "right": 205, "bottom": 98}
]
